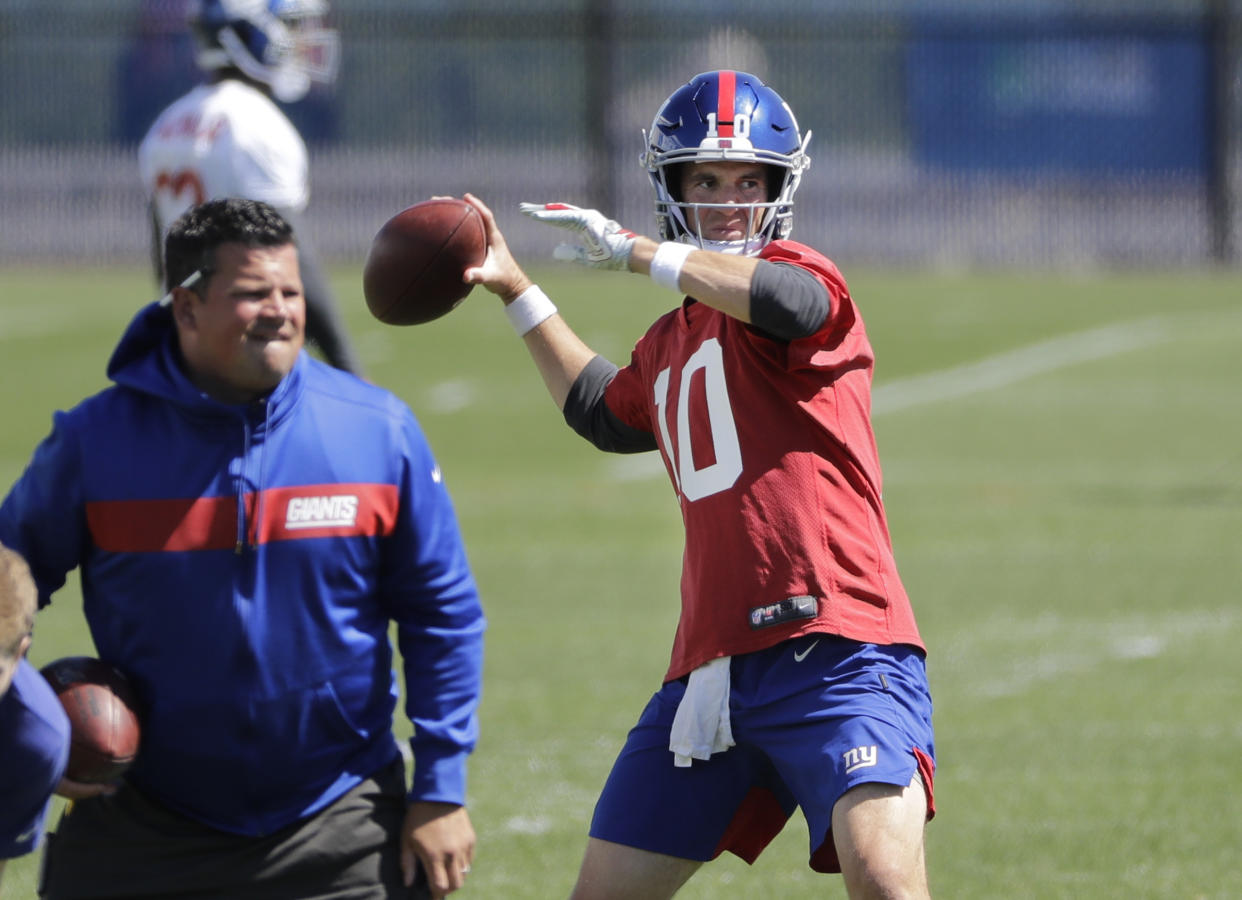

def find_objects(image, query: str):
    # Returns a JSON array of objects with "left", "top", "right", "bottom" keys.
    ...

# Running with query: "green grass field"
[{"left": 2, "top": 261, "right": 1240, "bottom": 898}]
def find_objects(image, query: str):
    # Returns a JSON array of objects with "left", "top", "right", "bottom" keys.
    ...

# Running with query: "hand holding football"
[
  {"left": 40, "top": 656, "right": 142, "bottom": 784},
  {"left": 363, "top": 197, "right": 488, "bottom": 326}
]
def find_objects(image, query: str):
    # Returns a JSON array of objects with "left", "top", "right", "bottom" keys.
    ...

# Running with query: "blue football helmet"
[
  {"left": 191, "top": 0, "right": 340, "bottom": 103},
  {"left": 642, "top": 70, "right": 811, "bottom": 255}
]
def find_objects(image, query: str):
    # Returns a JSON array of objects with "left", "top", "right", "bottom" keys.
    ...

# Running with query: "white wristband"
[
  {"left": 505, "top": 284, "right": 557, "bottom": 337},
  {"left": 649, "top": 241, "right": 693, "bottom": 292}
]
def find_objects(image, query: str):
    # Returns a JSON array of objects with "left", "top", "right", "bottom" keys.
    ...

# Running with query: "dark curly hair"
[{"left": 163, "top": 198, "right": 295, "bottom": 293}]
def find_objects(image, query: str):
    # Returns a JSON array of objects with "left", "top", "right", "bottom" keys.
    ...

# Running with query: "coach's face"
[{"left": 173, "top": 242, "right": 306, "bottom": 405}]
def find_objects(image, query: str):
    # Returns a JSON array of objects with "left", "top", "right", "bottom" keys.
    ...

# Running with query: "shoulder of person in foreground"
[{"left": 0, "top": 659, "right": 70, "bottom": 857}]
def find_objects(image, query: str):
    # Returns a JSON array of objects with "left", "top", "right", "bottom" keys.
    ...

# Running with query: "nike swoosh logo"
[{"left": 793, "top": 639, "right": 820, "bottom": 663}]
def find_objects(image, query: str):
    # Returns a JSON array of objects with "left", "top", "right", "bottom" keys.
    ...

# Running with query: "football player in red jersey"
[{"left": 464, "top": 70, "right": 935, "bottom": 899}]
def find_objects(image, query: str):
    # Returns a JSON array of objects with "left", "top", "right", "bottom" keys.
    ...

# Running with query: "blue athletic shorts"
[{"left": 588, "top": 635, "right": 935, "bottom": 873}]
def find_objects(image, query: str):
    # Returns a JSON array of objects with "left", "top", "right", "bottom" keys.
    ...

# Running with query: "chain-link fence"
[{"left": 1, "top": 0, "right": 1238, "bottom": 268}]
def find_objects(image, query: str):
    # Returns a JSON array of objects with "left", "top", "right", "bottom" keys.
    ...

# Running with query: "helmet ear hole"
[
  {"left": 666, "top": 164, "right": 686, "bottom": 203},
  {"left": 765, "top": 166, "right": 781, "bottom": 203},
  {"left": 230, "top": 22, "right": 269, "bottom": 65}
]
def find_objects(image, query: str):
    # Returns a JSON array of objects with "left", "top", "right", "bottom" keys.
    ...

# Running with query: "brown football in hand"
[
  {"left": 363, "top": 197, "right": 488, "bottom": 326},
  {"left": 40, "top": 656, "right": 141, "bottom": 784}
]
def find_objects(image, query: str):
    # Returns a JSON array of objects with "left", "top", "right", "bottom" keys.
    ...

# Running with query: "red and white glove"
[{"left": 519, "top": 202, "right": 637, "bottom": 272}]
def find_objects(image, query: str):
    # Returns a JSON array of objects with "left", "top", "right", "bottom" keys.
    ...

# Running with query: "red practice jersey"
[{"left": 604, "top": 240, "right": 924, "bottom": 682}]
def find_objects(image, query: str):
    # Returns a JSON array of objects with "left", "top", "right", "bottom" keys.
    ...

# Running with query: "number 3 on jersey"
[
  {"left": 154, "top": 168, "right": 207, "bottom": 208},
  {"left": 653, "top": 338, "right": 743, "bottom": 502}
]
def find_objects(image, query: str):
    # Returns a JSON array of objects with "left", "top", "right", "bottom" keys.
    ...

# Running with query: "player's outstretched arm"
[
  {"left": 461, "top": 194, "right": 596, "bottom": 411},
  {"left": 635, "top": 239, "right": 760, "bottom": 323},
  {"left": 518, "top": 201, "right": 759, "bottom": 323}
]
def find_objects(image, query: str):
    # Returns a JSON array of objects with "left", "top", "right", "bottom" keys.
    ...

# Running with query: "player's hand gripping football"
[{"left": 520, "top": 202, "right": 637, "bottom": 271}]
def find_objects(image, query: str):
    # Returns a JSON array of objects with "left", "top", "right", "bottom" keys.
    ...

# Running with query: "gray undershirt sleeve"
[
  {"left": 562, "top": 356, "right": 659, "bottom": 453},
  {"left": 748, "top": 260, "right": 831, "bottom": 341}
]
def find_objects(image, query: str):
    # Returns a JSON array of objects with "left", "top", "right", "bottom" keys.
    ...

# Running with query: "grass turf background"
[{"left": 2, "top": 261, "right": 1239, "bottom": 898}]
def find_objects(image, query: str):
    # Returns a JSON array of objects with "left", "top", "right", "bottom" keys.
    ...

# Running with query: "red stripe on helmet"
[{"left": 717, "top": 70, "right": 736, "bottom": 137}]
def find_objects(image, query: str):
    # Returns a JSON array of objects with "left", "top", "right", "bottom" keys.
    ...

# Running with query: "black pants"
[{"left": 40, "top": 758, "right": 427, "bottom": 899}]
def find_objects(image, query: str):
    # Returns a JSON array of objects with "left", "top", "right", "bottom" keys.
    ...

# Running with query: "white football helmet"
[
  {"left": 642, "top": 70, "right": 811, "bottom": 256},
  {"left": 192, "top": 0, "right": 340, "bottom": 103}
]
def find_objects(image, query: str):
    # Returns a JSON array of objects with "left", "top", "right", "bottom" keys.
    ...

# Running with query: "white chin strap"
[{"left": 681, "top": 235, "right": 767, "bottom": 256}]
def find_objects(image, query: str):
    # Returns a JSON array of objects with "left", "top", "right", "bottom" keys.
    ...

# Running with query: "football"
[
  {"left": 362, "top": 197, "right": 488, "bottom": 326},
  {"left": 40, "top": 656, "right": 142, "bottom": 784}
]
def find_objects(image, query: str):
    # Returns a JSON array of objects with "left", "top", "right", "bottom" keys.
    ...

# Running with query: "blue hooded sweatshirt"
[{"left": 0, "top": 301, "right": 486, "bottom": 836}]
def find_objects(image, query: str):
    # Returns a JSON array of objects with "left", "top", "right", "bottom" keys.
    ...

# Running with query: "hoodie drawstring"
[
  {"left": 235, "top": 401, "right": 273, "bottom": 553},
  {"left": 252, "top": 400, "right": 272, "bottom": 550},
  {"left": 236, "top": 417, "right": 251, "bottom": 555}
]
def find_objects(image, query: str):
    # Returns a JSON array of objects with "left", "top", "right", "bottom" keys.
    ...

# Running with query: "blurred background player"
[
  {"left": 138, "top": 0, "right": 363, "bottom": 375},
  {"left": 464, "top": 70, "right": 935, "bottom": 898},
  {"left": 0, "top": 543, "right": 70, "bottom": 890}
]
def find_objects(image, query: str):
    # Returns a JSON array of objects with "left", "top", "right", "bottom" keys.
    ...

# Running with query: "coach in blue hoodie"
[{"left": 0, "top": 198, "right": 485, "bottom": 899}]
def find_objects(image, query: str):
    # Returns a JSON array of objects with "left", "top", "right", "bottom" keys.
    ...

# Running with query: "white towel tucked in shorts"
[{"left": 669, "top": 656, "right": 735, "bottom": 767}]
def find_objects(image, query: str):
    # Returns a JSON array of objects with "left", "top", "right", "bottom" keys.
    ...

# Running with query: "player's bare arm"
[
  {"left": 463, "top": 193, "right": 597, "bottom": 409},
  {"left": 517, "top": 196, "right": 829, "bottom": 342},
  {"left": 626, "top": 235, "right": 758, "bottom": 322}
]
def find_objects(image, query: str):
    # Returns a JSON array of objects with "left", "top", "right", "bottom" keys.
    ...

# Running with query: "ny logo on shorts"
[{"left": 842, "top": 744, "right": 879, "bottom": 773}]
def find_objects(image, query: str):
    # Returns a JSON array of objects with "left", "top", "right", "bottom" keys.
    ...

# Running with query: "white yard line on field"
[
  {"left": 870, "top": 315, "right": 1170, "bottom": 416},
  {"left": 971, "top": 608, "right": 1238, "bottom": 699},
  {"left": 607, "top": 314, "right": 1173, "bottom": 482}
]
